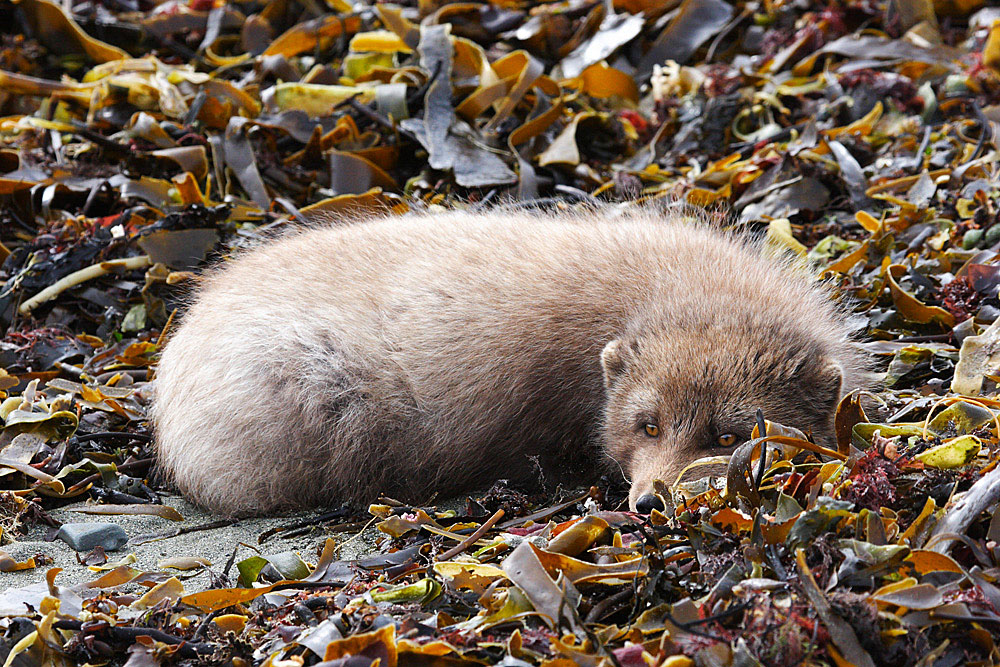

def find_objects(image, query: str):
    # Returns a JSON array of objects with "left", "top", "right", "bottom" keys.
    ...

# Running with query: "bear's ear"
[{"left": 601, "top": 339, "right": 628, "bottom": 388}]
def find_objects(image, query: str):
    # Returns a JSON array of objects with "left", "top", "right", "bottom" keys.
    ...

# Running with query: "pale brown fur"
[{"left": 151, "top": 209, "right": 870, "bottom": 516}]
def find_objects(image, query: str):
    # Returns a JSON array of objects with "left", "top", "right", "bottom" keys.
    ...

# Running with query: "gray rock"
[{"left": 55, "top": 522, "right": 129, "bottom": 552}]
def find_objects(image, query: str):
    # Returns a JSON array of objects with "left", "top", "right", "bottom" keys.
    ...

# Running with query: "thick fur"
[{"left": 152, "top": 209, "right": 870, "bottom": 516}]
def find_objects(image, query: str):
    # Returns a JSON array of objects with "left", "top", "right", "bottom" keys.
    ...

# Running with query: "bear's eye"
[
  {"left": 717, "top": 433, "right": 739, "bottom": 447},
  {"left": 644, "top": 423, "right": 659, "bottom": 438}
]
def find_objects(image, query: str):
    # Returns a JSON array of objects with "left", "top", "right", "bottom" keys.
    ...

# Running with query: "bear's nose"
[{"left": 635, "top": 493, "right": 665, "bottom": 514}]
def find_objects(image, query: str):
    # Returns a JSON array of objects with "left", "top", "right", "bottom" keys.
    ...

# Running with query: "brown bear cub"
[{"left": 152, "top": 209, "right": 870, "bottom": 516}]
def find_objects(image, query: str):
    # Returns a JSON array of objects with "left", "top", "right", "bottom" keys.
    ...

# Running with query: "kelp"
[{"left": 4, "top": 0, "right": 1000, "bottom": 662}]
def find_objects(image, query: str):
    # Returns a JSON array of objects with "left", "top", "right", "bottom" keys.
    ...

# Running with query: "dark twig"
[
  {"left": 968, "top": 100, "right": 992, "bottom": 164},
  {"left": 52, "top": 620, "right": 213, "bottom": 657},
  {"left": 345, "top": 97, "right": 419, "bottom": 143},
  {"left": 129, "top": 519, "right": 237, "bottom": 547},
  {"left": 191, "top": 610, "right": 222, "bottom": 641},
  {"left": 183, "top": 91, "right": 208, "bottom": 128},
  {"left": 280, "top": 520, "right": 369, "bottom": 540},
  {"left": 768, "top": 543, "right": 789, "bottom": 580},
  {"left": 705, "top": 8, "right": 751, "bottom": 62},
  {"left": 664, "top": 612, "right": 721, "bottom": 639},
  {"left": 497, "top": 490, "right": 589, "bottom": 530},
  {"left": 585, "top": 587, "right": 634, "bottom": 623},
  {"left": 406, "top": 61, "right": 442, "bottom": 108},
  {"left": 554, "top": 184, "right": 600, "bottom": 204},
  {"left": 257, "top": 505, "right": 355, "bottom": 543},
  {"left": 470, "top": 188, "right": 500, "bottom": 211},
  {"left": 908, "top": 125, "right": 931, "bottom": 173},
  {"left": 891, "top": 333, "right": 953, "bottom": 343},
  {"left": 69, "top": 122, "right": 131, "bottom": 155},
  {"left": 674, "top": 602, "right": 750, "bottom": 631},
  {"left": 438, "top": 508, "right": 505, "bottom": 560},
  {"left": 73, "top": 432, "right": 153, "bottom": 444}
]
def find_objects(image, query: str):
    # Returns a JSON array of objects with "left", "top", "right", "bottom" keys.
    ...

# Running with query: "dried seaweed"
[{"left": 4, "top": 0, "right": 1000, "bottom": 663}]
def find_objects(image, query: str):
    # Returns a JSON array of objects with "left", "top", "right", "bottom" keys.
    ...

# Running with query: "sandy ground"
[{"left": 0, "top": 494, "right": 382, "bottom": 593}]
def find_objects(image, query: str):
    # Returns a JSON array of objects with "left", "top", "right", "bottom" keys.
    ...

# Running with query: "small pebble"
[
  {"left": 978, "top": 305, "right": 1000, "bottom": 325},
  {"left": 985, "top": 224, "right": 1000, "bottom": 247},
  {"left": 963, "top": 228, "right": 984, "bottom": 249},
  {"left": 262, "top": 551, "right": 310, "bottom": 580},
  {"left": 56, "top": 523, "right": 128, "bottom": 552}
]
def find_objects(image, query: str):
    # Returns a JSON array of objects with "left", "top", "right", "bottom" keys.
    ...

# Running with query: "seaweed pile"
[{"left": 3, "top": 0, "right": 1000, "bottom": 662}]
